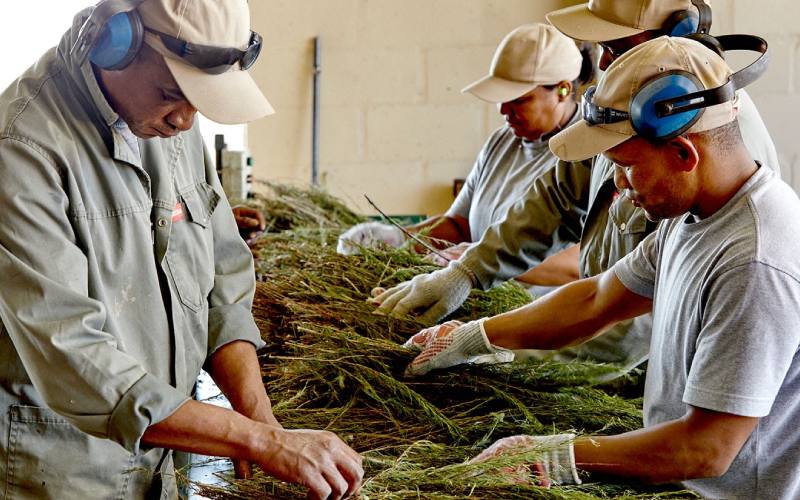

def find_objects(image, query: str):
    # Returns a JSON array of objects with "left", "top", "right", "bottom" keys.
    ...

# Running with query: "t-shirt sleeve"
[
  {"left": 683, "top": 262, "right": 800, "bottom": 417},
  {"left": 613, "top": 228, "right": 660, "bottom": 299},
  {"left": 446, "top": 129, "right": 501, "bottom": 219},
  {"left": 446, "top": 160, "right": 480, "bottom": 219}
]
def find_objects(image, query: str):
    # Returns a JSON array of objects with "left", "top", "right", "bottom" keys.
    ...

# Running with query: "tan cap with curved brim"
[
  {"left": 546, "top": 0, "right": 695, "bottom": 43},
  {"left": 461, "top": 23, "right": 583, "bottom": 104},
  {"left": 139, "top": 0, "right": 274, "bottom": 125},
  {"left": 549, "top": 36, "right": 738, "bottom": 162}
]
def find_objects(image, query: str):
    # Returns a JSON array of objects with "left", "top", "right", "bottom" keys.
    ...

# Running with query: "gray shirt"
[
  {"left": 615, "top": 166, "right": 800, "bottom": 500},
  {"left": 0, "top": 11, "right": 264, "bottom": 498},
  {"left": 459, "top": 90, "right": 779, "bottom": 371},
  {"left": 448, "top": 115, "right": 579, "bottom": 243}
]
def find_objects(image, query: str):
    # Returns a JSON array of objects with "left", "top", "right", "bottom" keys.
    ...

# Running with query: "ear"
[
  {"left": 666, "top": 136, "right": 699, "bottom": 173},
  {"left": 556, "top": 80, "right": 573, "bottom": 101}
]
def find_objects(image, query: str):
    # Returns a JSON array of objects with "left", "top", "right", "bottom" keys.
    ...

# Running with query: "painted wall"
[
  {"left": 246, "top": 1, "right": 799, "bottom": 215},
  {"left": 711, "top": 0, "right": 800, "bottom": 189}
]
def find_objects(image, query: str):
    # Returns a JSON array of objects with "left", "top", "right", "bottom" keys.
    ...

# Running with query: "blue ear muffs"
[
  {"left": 665, "top": 10, "right": 700, "bottom": 37},
  {"left": 629, "top": 71, "right": 704, "bottom": 140},
  {"left": 89, "top": 10, "right": 144, "bottom": 70},
  {"left": 662, "top": 0, "right": 712, "bottom": 37}
]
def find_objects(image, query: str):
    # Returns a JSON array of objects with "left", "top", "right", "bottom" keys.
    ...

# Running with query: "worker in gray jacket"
[
  {"left": 339, "top": 24, "right": 591, "bottom": 288},
  {"left": 0, "top": 1, "right": 361, "bottom": 498},
  {"left": 372, "top": 0, "right": 780, "bottom": 374}
]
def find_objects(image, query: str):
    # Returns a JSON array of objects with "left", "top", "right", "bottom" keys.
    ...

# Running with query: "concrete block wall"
[
  {"left": 247, "top": 0, "right": 579, "bottom": 215},
  {"left": 246, "top": 1, "right": 800, "bottom": 215},
  {"left": 711, "top": 0, "right": 800, "bottom": 189}
]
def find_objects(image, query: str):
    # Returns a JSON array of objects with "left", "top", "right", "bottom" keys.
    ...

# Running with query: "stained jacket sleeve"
[
  {"left": 459, "top": 158, "right": 592, "bottom": 289},
  {"left": 202, "top": 145, "right": 266, "bottom": 358},
  {"left": 0, "top": 137, "right": 188, "bottom": 454}
]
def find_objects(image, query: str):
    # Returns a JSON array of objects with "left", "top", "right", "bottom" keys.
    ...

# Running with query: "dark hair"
[{"left": 543, "top": 42, "right": 597, "bottom": 96}]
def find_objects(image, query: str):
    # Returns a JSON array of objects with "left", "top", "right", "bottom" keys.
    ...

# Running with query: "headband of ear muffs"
[{"left": 89, "top": 10, "right": 144, "bottom": 70}]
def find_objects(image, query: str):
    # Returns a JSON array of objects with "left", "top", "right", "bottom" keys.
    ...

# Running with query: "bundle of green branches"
[
  {"left": 183, "top": 184, "right": 693, "bottom": 499},
  {"left": 243, "top": 181, "right": 365, "bottom": 232}
]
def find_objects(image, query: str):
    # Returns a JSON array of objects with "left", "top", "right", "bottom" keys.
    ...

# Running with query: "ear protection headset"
[
  {"left": 72, "top": 0, "right": 263, "bottom": 73},
  {"left": 581, "top": 34, "right": 769, "bottom": 141},
  {"left": 662, "top": 0, "right": 712, "bottom": 37},
  {"left": 72, "top": 0, "right": 146, "bottom": 71}
]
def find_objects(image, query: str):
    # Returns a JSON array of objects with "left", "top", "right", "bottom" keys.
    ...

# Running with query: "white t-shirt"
[{"left": 615, "top": 166, "right": 800, "bottom": 499}]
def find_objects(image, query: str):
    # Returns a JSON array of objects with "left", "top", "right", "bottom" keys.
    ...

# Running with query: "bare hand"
[
  {"left": 232, "top": 205, "right": 266, "bottom": 245},
  {"left": 254, "top": 427, "right": 364, "bottom": 500}
]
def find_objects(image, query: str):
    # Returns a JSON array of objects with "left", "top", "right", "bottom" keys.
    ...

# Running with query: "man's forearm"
[
  {"left": 207, "top": 340, "right": 279, "bottom": 426},
  {"left": 573, "top": 408, "right": 757, "bottom": 484},
  {"left": 484, "top": 270, "right": 651, "bottom": 350},
  {"left": 409, "top": 215, "right": 471, "bottom": 248},
  {"left": 142, "top": 399, "right": 276, "bottom": 461}
]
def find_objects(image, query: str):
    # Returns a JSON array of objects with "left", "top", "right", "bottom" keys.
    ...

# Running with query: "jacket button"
[
  {"left": 157, "top": 218, "right": 168, "bottom": 228},
  {"left": 619, "top": 222, "right": 627, "bottom": 231}
]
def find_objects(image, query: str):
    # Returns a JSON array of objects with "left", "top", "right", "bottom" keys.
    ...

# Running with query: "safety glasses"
[
  {"left": 147, "top": 28, "right": 262, "bottom": 75},
  {"left": 581, "top": 86, "right": 630, "bottom": 126}
]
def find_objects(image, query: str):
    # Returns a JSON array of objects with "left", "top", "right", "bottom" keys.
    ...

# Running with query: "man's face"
[
  {"left": 499, "top": 86, "right": 567, "bottom": 141},
  {"left": 101, "top": 47, "right": 198, "bottom": 140},
  {"left": 604, "top": 137, "right": 692, "bottom": 222},
  {"left": 598, "top": 31, "right": 660, "bottom": 70}
]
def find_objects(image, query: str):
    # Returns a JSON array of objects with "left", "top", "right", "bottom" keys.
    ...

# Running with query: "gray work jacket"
[
  {"left": 460, "top": 89, "right": 780, "bottom": 371},
  {"left": 0, "top": 13, "right": 263, "bottom": 499}
]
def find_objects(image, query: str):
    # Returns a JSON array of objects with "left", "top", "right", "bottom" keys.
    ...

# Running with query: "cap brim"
[
  {"left": 165, "top": 58, "right": 275, "bottom": 125},
  {"left": 461, "top": 75, "right": 537, "bottom": 104},
  {"left": 546, "top": 4, "right": 644, "bottom": 43},
  {"left": 548, "top": 119, "right": 631, "bottom": 161}
]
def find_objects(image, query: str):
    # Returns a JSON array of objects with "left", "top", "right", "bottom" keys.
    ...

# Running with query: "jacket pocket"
[
  {"left": 608, "top": 193, "right": 651, "bottom": 236},
  {"left": 165, "top": 182, "right": 219, "bottom": 312},
  {"left": 5, "top": 405, "right": 133, "bottom": 500}
]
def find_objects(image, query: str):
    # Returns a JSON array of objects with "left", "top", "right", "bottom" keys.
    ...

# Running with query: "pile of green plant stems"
[{"left": 182, "top": 186, "right": 699, "bottom": 500}]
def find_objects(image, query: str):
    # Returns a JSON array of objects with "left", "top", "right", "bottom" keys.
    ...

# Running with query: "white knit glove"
[
  {"left": 371, "top": 261, "right": 475, "bottom": 324},
  {"left": 403, "top": 319, "right": 514, "bottom": 376},
  {"left": 469, "top": 433, "right": 581, "bottom": 487},
  {"left": 337, "top": 222, "right": 405, "bottom": 255}
]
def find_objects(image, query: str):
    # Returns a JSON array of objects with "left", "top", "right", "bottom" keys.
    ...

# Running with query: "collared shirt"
[{"left": 0, "top": 9, "right": 263, "bottom": 498}]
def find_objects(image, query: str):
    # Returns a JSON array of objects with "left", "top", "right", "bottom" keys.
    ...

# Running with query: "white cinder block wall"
[
  {"left": 248, "top": 0, "right": 577, "bottom": 215},
  {"left": 712, "top": 0, "right": 800, "bottom": 189},
  {"left": 247, "top": 1, "right": 798, "bottom": 215}
]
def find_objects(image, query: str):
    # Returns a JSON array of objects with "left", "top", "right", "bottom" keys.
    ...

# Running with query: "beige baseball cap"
[
  {"left": 139, "top": 0, "right": 274, "bottom": 124},
  {"left": 549, "top": 36, "right": 738, "bottom": 162},
  {"left": 462, "top": 23, "right": 583, "bottom": 104},
  {"left": 546, "top": 0, "right": 695, "bottom": 43}
]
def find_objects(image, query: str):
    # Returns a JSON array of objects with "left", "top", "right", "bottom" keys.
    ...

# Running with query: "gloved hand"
[
  {"left": 403, "top": 319, "right": 514, "bottom": 376},
  {"left": 468, "top": 433, "right": 581, "bottom": 488},
  {"left": 370, "top": 261, "right": 476, "bottom": 324},
  {"left": 337, "top": 222, "right": 405, "bottom": 255}
]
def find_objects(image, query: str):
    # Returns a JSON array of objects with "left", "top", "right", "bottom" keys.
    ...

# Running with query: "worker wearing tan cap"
[
  {"left": 338, "top": 24, "right": 589, "bottom": 290},
  {"left": 405, "top": 36, "right": 800, "bottom": 498},
  {"left": 372, "top": 0, "right": 780, "bottom": 378},
  {"left": 0, "top": 1, "right": 361, "bottom": 498}
]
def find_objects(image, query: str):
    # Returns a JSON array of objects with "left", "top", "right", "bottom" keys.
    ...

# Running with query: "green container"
[{"left": 367, "top": 214, "right": 427, "bottom": 225}]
